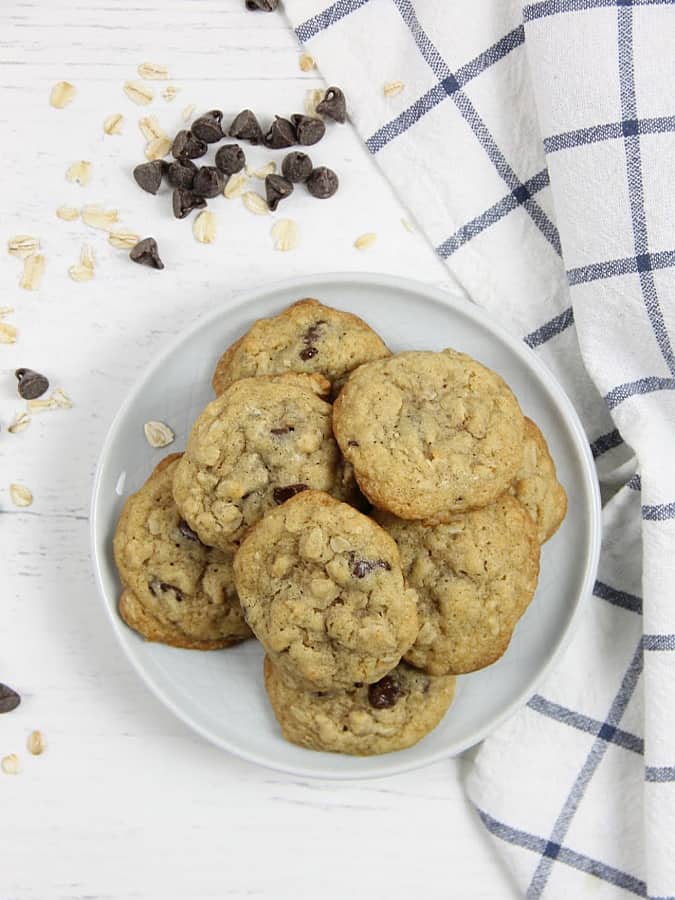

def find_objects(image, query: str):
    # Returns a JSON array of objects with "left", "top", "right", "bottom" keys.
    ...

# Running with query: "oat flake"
[
  {"left": 123, "top": 81, "right": 154, "bottom": 105},
  {"left": 354, "top": 232, "right": 377, "bottom": 250},
  {"left": 271, "top": 219, "right": 299, "bottom": 252},
  {"left": 20, "top": 255, "right": 45, "bottom": 291},
  {"left": 68, "top": 245, "right": 95, "bottom": 282},
  {"left": 224, "top": 171, "right": 248, "bottom": 199},
  {"left": 10, "top": 484, "right": 33, "bottom": 508},
  {"left": 144, "top": 420, "right": 175, "bottom": 448},
  {"left": 0, "top": 322, "right": 17, "bottom": 344},
  {"left": 82, "top": 205, "right": 119, "bottom": 231},
  {"left": 145, "top": 136, "right": 172, "bottom": 161},
  {"left": 182, "top": 104, "right": 195, "bottom": 122},
  {"left": 27, "top": 731, "right": 46, "bottom": 756},
  {"left": 8, "top": 412, "right": 31, "bottom": 434},
  {"left": 56, "top": 206, "right": 80, "bottom": 221},
  {"left": 299, "top": 54, "right": 316, "bottom": 72},
  {"left": 66, "top": 160, "right": 92, "bottom": 186},
  {"left": 383, "top": 80, "right": 405, "bottom": 97},
  {"left": 1, "top": 754, "right": 20, "bottom": 775},
  {"left": 162, "top": 85, "right": 179, "bottom": 102},
  {"left": 7, "top": 235, "right": 40, "bottom": 259},
  {"left": 193, "top": 210, "right": 217, "bottom": 244},
  {"left": 138, "top": 62, "right": 169, "bottom": 81},
  {"left": 138, "top": 115, "right": 165, "bottom": 141},
  {"left": 27, "top": 388, "right": 73, "bottom": 413},
  {"left": 254, "top": 162, "right": 276, "bottom": 179},
  {"left": 50, "top": 81, "right": 76, "bottom": 109},
  {"left": 108, "top": 229, "right": 140, "bottom": 250},
  {"left": 103, "top": 113, "right": 124, "bottom": 135},
  {"left": 242, "top": 192, "right": 269, "bottom": 216},
  {"left": 304, "top": 89, "right": 325, "bottom": 118}
]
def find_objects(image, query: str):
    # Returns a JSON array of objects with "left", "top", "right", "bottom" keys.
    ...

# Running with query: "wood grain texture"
[{"left": 0, "top": 2, "right": 515, "bottom": 898}]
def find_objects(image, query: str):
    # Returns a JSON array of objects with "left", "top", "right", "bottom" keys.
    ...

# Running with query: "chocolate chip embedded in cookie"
[
  {"left": 263, "top": 657, "right": 455, "bottom": 755},
  {"left": 375, "top": 494, "right": 540, "bottom": 675},
  {"left": 112, "top": 454, "right": 252, "bottom": 650},
  {"left": 234, "top": 490, "right": 419, "bottom": 691},
  {"left": 511, "top": 417, "right": 567, "bottom": 543},
  {"left": 333, "top": 349, "right": 526, "bottom": 519},
  {"left": 211, "top": 299, "right": 390, "bottom": 396}
]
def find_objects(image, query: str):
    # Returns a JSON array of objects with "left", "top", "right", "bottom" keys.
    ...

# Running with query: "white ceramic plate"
[{"left": 91, "top": 273, "right": 600, "bottom": 779}]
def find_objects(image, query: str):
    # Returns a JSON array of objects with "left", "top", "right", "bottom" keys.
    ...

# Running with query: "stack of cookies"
[{"left": 113, "top": 299, "right": 566, "bottom": 756}]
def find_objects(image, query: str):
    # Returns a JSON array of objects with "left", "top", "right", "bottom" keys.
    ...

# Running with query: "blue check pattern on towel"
[{"left": 282, "top": 1, "right": 675, "bottom": 896}]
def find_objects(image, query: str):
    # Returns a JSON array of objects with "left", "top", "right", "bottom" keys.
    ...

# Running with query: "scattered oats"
[
  {"left": 383, "top": 80, "right": 405, "bottom": 97},
  {"left": 8, "top": 412, "right": 31, "bottom": 434},
  {"left": 123, "top": 80, "right": 154, "bottom": 105},
  {"left": 161, "top": 85, "right": 179, "bottom": 102},
  {"left": 82, "top": 205, "right": 119, "bottom": 231},
  {"left": 224, "top": 170, "right": 248, "bottom": 199},
  {"left": 145, "top": 136, "right": 172, "bottom": 161},
  {"left": 0, "top": 306, "right": 14, "bottom": 318},
  {"left": 20, "top": 255, "right": 45, "bottom": 291},
  {"left": 193, "top": 210, "right": 217, "bottom": 244},
  {"left": 103, "top": 113, "right": 124, "bottom": 135},
  {"left": 299, "top": 53, "right": 316, "bottom": 72},
  {"left": 27, "top": 731, "right": 45, "bottom": 756},
  {"left": 354, "top": 232, "right": 377, "bottom": 250},
  {"left": 8, "top": 235, "right": 40, "bottom": 259},
  {"left": 66, "top": 160, "right": 92, "bottom": 186},
  {"left": 182, "top": 103, "right": 195, "bottom": 122},
  {"left": 56, "top": 205, "right": 80, "bottom": 221},
  {"left": 27, "top": 388, "right": 73, "bottom": 413},
  {"left": 401, "top": 217, "right": 415, "bottom": 233},
  {"left": 271, "top": 218, "right": 299, "bottom": 252},
  {"left": 144, "top": 420, "right": 175, "bottom": 449},
  {"left": 138, "top": 115, "right": 164, "bottom": 141},
  {"left": 242, "top": 192, "right": 270, "bottom": 216},
  {"left": 68, "top": 244, "right": 95, "bottom": 282},
  {"left": 304, "top": 88, "right": 325, "bottom": 118},
  {"left": 1, "top": 754, "right": 20, "bottom": 775},
  {"left": 254, "top": 161, "right": 276, "bottom": 179},
  {"left": 50, "top": 81, "right": 76, "bottom": 109},
  {"left": 138, "top": 62, "right": 169, "bottom": 81},
  {"left": 108, "top": 229, "right": 140, "bottom": 250},
  {"left": 0, "top": 322, "right": 17, "bottom": 344},
  {"left": 10, "top": 484, "right": 33, "bottom": 508}
]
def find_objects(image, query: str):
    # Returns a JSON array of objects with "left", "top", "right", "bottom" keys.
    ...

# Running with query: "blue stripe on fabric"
[
  {"left": 294, "top": 0, "right": 370, "bottom": 42},
  {"left": 527, "top": 640, "right": 644, "bottom": 897},
  {"left": 528, "top": 695, "right": 644, "bottom": 753},
  {"left": 544, "top": 115, "right": 675, "bottom": 153},
  {"left": 366, "top": 26, "right": 525, "bottom": 153},
  {"left": 524, "top": 307, "right": 574, "bottom": 348},
  {"left": 567, "top": 249, "right": 675, "bottom": 286},
  {"left": 435, "top": 169, "right": 550, "bottom": 258},
  {"left": 643, "top": 634, "right": 675, "bottom": 650},
  {"left": 605, "top": 376, "right": 675, "bottom": 410},
  {"left": 593, "top": 579, "right": 643, "bottom": 614},
  {"left": 627, "top": 473, "right": 642, "bottom": 491},
  {"left": 590, "top": 428, "right": 624, "bottom": 458},
  {"left": 642, "top": 501, "right": 675, "bottom": 521},
  {"left": 645, "top": 766, "right": 675, "bottom": 782},
  {"left": 477, "top": 809, "right": 647, "bottom": 897},
  {"left": 525, "top": 0, "right": 670, "bottom": 22}
]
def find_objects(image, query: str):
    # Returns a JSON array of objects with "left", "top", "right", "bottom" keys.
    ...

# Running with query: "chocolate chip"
[
  {"left": 264, "top": 116, "right": 296, "bottom": 149},
  {"left": 171, "top": 129, "right": 208, "bottom": 160},
  {"left": 133, "top": 160, "right": 165, "bottom": 195},
  {"left": 246, "top": 0, "right": 278, "bottom": 8},
  {"left": 299, "top": 346, "right": 318, "bottom": 361},
  {"left": 129, "top": 237, "right": 164, "bottom": 269},
  {"left": 167, "top": 159, "right": 197, "bottom": 189},
  {"left": 215, "top": 144, "right": 246, "bottom": 175},
  {"left": 290, "top": 115, "right": 326, "bottom": 146},
  {"left": 0, "top": 683, "right": 21, "bottom": 714},
  {"left": 150, "top": 579, "right": 184, "bottom": 602},
  {"left": 316, "top": 86, "right": 347, "bottom": 124},
  {"left": 193, "top": 166, "right": 226, "bottom": 198},
  {"left": 306, "top": 166, "right": 339, "bottom": 199},
  {"left": 303, "top": 320, "right": 326, "bottom": 345},
  {"left": 270, "top": 426, "right": 295, "bottom": 435},
  {"left": 229, "top": 109, "right": 264, "bottom": 145},
  {"left": 350, "top": 556, "right": 391, "bottom": 578},
  {"left": 273, "top": 483, "right": 309, "bottom": 504},
  {"left": 172, "top": 187, "right": 207, "bottom": 219},
  {"left": 368, "top": 675, "right": 403, "bottom": 709},
  {"left": 347, "top": 440, "right": 359, "bottom": 447},
  {"left": 178, "top": 519, "right": 200, "bottom": 542},
  {"left": 265, "top": 174, "right": 293, "bottom": 211},
  {"left": 15, "top": 368, "right": 49, "bottom": 400},
  {"left": 281, "top": 151, "right": 313, "bottom": 183},
  {"left": 191, "top": 110, "right": 224, "bottom": 143}
]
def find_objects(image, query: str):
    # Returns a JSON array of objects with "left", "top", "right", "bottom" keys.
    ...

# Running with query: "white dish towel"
[{"left": 281, "top": 1, "right": 675, "bottom": 896}]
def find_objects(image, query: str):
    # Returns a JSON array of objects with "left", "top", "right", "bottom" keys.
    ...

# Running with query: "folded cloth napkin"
[{"left": 281, "top": 1, "right": 675, "bottom": 896}]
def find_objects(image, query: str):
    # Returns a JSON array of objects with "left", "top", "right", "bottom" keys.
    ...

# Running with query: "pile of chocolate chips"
[{"left": 130, "top": 87, "right": 347, "bottom": 269}]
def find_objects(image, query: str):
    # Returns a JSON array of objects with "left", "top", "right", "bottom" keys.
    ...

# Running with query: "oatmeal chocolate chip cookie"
[
  {"left": 234, "top": 490, "right": 419, "bottom": 691},
  {"left": 511, "top": 418, "right": 567, "bottom": 543},
  {"left": 172, "top": 373, "right": 354, "bottom": 552},
  {"left": 211, "top": 298, "right": 390, "bottom": 395},
  {"left": 375, "top": 494, "right": 540, "bottom": 675},
  {"left": 263, "top": 657, "right": 455, "bottom": 755},
  {"left": 113, "top": 454, "right": 252, "bottom": 650},
  {"left": 333, "top": 350, "right": 526, "bottom": 519}
]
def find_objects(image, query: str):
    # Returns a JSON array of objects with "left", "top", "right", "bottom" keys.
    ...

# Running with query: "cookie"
[
  {"left": 375, "top": 494, "right": 540, "bottom": 675},
  {"left": 211, "top": 298, "right": 390, "bottom": 396},
  {"left": 511, "top": 418, "right": 567, "bottom": 543},
  {"left": 173, "top": 372, "right": 353, "bottom": 552},
  {"left": 233, "top": 490, "right": 419, "bottom": 691},
  {"left": 333, "top": 350, "right": 526, "bottom": 519},
  {"left": 264, "top": 657, "right": 455, "bottom": 755},
  {"left": 113, "top": 454, "right": 252, "bottom": 650}
]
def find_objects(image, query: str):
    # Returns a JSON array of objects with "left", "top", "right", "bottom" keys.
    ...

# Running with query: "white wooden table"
[{"left": 0, "top": 3, "right": 518, "bottom": 897}]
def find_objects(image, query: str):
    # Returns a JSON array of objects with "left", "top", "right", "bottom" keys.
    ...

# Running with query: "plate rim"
[{"left": 90, "top": 271, "right": 601, "bottom": 780}]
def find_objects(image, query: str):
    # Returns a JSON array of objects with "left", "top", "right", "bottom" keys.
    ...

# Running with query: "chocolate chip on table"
[
  {"left": 291, "top": 115, "right": 326, "bottom": 146},
  {"left": 171, "top": 129, "right": 208, "bottom": 160},
  {"left": 129, "top": 237, "right": 164, "bottom": 270},
  {"left": 264, "top": 116, "right": 296, "bottom": 149},
  {"left": 273, "top": 483, "right": 309, "bottom": 504},
  {"left": 150, "top": 579, "right": 184, "bottom": 601},
  {"left": 172, "top": 187, "right": 207, "bottom": 219},
  {"left": 316, "top": 86, "right": 347, "bottom": 124},
  {"left": 193, "top": 166, "right": 226, "bottom": 198},
  {"left": 281, "top": 151, "right": 313, "bottom": 183},
  {"left": 215, "top": 144, "right": 246, "bottom": 175},
  {"left": 133, "top": 160, "right": 165, "bottom": 195},
  {"left": 15, "top": 368, "right": 49, "bottom": 400},
  {"left": 245, "top": 0, "right": 279, "bottom": 9},
  {"left": 368, "top": 675, "right": 403, "bottom": 709},
  {"left": 167, "top": 159, "right": 197, "bottom": 189},
  {"left": 265, "top": 174, "right": 293, "bottom": 211},
  {"left": 306, "top": 166, "right": 339, "bottom": 199},
  {"left": 350, "top": 556, "right": 392, "bottom": 578},
  {"left": 178, "top": 519, "right": 201, "bottom": 542},
  {"left": 191, "top": 110, "right": 224, "bottom": 143},
  {"left": 0, "top": 683, "right": 21, "bottom": 715},
  {"left": 229, "top": 109, "right": 264, "bottom": 145}
]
